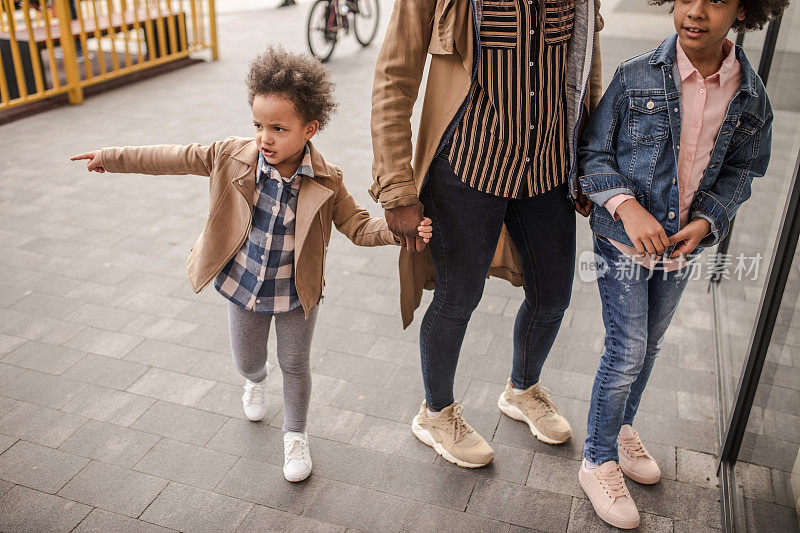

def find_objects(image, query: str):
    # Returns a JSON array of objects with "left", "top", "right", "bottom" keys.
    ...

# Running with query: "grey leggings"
[{"left": 227, "top": 302, "right": 317, "bottom": 433}]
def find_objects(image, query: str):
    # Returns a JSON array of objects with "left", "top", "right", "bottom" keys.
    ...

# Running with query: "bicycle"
[{"left": 306, "top": 0, "right": 380, "bottom": 63}]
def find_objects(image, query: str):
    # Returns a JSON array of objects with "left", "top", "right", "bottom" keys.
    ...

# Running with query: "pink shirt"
[{"left": 603, "top": 39, "right": 741, "bottom": 271}]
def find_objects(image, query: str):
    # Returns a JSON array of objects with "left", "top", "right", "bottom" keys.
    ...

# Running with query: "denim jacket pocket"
[
  {"left": 727, "top": 113, "right": 764, "bottom": 153},
  {"left": 480, "top": 0, "right": 518, "bottom": 49},
  {"left": 627, "top": 95, "right": 670, "bottom": 143}
]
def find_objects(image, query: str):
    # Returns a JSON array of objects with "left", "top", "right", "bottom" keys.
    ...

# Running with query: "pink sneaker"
[
  {"left": 579, "top": 460, "right": 640, "bottom": 529},
  {"left": 618, "top": 424, "right": 661, "bottom": 484}
]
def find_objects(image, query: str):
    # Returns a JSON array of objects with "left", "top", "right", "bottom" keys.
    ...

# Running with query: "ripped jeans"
[{"left": 583, "top": 234, "right": 692, "bottom": 465}]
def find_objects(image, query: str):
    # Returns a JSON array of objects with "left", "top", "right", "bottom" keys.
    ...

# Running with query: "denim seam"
[
  {"left": 510, "top": 202, "right": 540, "bottom": 389},
  {"left": 420, "top": 175, "right": 449, "bottom": 411},
  {"left": 589, "top": 263, "right": 617, "bottom": 465}
]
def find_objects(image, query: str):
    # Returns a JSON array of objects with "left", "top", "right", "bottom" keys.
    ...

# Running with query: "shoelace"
[
  {"left": 597, "top": 464, "right": 630, "bottom": 499},
  {"left": 521, "top": 385, "right": 558, "bottom": 415},
  {"left": 619, "top": 432, "right": 648, "bottom": 458},
  {"left": 284, "top": 436, "right": 309, "bottom": 463},
  {"left": 242, "top": 381, "right": 263, "bottom": 404},
  {"left": 449, "top": 404, "right": 475, "bottom": 444}
]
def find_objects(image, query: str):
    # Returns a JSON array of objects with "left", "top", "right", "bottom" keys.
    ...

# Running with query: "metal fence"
[{"left": 0, "top": 0, "right": 217, "bottom": 109}]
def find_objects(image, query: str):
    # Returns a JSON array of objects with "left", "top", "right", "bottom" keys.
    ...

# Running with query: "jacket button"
[
  {"left": 736, "top": 120, "right": 741, "bottom": 128},
  {"left": 238, "top": 179, "right": 244, "bottom": 186},
  {"left": 646, "top": 100, "right": 655, "bottom": 110},
  {"left": 668, "top": 211, "right": 676, "bottom": 220}
]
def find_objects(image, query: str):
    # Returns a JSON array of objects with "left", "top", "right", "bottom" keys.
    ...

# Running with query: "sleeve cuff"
[
  {"left": 579, "top": 173, "right": 638, "bottom": 208},
  {"left": 585, "top": 185, "right": 637, "bottom": 212},
  {"left": 604, "top": 194, "right": 635, "bottom": 221},
  {"left": 693, "top": 212, "right": 721, "bottom": 248},
  {"left": 370, "top": 180, "right": 419, "bottom": 210},
  {"left": 691, "top": 191, "right": 730, "bottom": 247}
]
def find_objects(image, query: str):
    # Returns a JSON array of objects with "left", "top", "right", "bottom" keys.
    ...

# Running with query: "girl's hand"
[
  {"left": 616, "top": 198, "right": 670, "bottom": 255},
  {"left": 417, "top": 217, "right": 433, "bottom": 244},
  {"left": 70, "top": 151, "right": 105, "bottom": 173},
  {"left": 668, "top": 218, "right": 711, "bottom": 259}
]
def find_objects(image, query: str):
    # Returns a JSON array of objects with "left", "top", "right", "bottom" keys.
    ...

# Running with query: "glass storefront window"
[
  {"left": 718, "top": 1, "right": 800, "bottom": 416},
  {"left": 732, "top": 242, "right": 799, "bottom": 529},
  {"left": 714, "top": 3, "right": 800, "bottom": 531}
]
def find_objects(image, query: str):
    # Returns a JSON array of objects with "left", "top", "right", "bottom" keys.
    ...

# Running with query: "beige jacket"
[
  {"left": 370, "top": 0, "right": 604, "bottom": 327},
  {"left": 101, "top": 137, "right": 396, "bottom": 318}
]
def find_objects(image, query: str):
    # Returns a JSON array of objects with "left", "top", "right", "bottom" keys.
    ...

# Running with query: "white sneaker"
[
  {"left": 283, "top": 432, "right": 312, "bottom": 482},
  {"left": 242, "top": 379, "right": 269, "bottom": 421}
]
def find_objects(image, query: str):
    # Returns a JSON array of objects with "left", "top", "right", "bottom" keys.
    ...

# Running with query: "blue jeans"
[
  {"left": 419, "top": 152, "right": 576, "bottom": 411},
  {"left": 583, "top": 234, "right": 692, "bottom": 465}
]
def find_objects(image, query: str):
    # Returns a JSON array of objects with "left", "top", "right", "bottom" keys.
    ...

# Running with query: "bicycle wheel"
[
  {"left": 307, "top": 0, "right": 338, "bottom": 63},
  {"left": 352, "top": 0, "right": 380, "bottom": 47}
]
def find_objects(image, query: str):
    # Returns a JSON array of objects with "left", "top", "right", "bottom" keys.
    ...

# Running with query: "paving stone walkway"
[{"left": 0, "top": 0, "right": 740, "bottom": 531}]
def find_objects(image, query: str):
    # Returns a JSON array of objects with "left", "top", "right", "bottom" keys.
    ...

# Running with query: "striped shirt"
[
  {"left": 448, "top": 0, "right": 574, "bottom": 197},
  {"left": 214, "top": 147, "right": 312, "bottom": 314}
]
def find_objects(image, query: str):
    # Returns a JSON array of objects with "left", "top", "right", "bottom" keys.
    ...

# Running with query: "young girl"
[
  {"left": 576, "top": 0, "right": 784, "bottom": 527},
  {"left": 71, "top": 46, "right": 432, "bottom": 483}
]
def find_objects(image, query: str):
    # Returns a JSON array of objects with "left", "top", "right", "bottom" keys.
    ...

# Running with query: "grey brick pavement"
[{"left": 0, "top": 0, "right": 764, "bottom": 530}]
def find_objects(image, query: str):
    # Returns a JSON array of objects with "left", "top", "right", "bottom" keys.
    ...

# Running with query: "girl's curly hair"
[
  {"left": 246, "top": 45, "right": 338, "bottom": 129},
  {"left": 648, "top": 0, "right": 790, "bottom": 32}
]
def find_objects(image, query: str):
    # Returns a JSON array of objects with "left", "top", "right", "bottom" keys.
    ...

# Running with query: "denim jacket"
[{"left": 577, "top": 34, "right": 773, "bottom": 258}]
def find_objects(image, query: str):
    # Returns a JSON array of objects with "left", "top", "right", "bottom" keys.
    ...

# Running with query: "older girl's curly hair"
[
  {"left": 648, "top": 0, "right": 790, "bottom": 32},
  {"left": 246, "top": 45, "right": 337, "bottom": 129}
]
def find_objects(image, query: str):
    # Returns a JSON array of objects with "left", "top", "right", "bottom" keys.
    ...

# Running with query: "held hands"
[
  {"left": 70, "top": 151, "right": 105, "bottom": 172},
  {"left": 417, "top": 217, "right": 433, "bottom": 244},
  {"left": 616, "top": 198, "right": 670, "bottom": 255},
  {"left": 668, "top": 218, "right": 711, "bottom": 259},
  {"left": 386, "top": 202, "right": 427, "bottom": 252},
  {"left": 573, "top": 182, "right": 592, "bottom": 217}
]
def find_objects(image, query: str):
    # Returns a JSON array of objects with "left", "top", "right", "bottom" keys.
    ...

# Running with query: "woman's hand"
[
  {"left": 668, "top": 218, "right": 712, "bottom": 259},
  {"left": 386, "top": 202, "right": 426, "bottom": 252},
  {"left": 573, "top": 182, "right": 593, "bottom": 217},
  {"left": 616, "top": 198, "right": 670, "bottom": 255},
  {"left": 417, "top": 217, "right": 433, "bottom": 244},
  {"left": 70, "top": 151, "right": 105, "bottom": 172}
]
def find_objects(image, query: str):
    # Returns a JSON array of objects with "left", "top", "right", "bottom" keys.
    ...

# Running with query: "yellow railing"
[{"left": 0, "top": 0, "right": 217, "bottom": 110}]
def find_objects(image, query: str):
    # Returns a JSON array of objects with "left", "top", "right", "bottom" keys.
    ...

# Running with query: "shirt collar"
[
  {"left": 256, "top": 144, "right": 313, "bottom": 189},
  {"left": 676, "top": 38, "right": 738, "bottom": 86}
]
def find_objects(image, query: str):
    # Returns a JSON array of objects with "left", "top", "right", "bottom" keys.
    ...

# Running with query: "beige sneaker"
[
  {"left": 617, "top": 424, "right": 661, "bottom": 484},
  {"left": 497, "top": 379, "right": 572, "bottom": 444},
  {"left": 411, "top": 401, "right": 494, "bottom": 468},
  {"left": 579, "top": 460, "right": 640, "bottom": 529}
]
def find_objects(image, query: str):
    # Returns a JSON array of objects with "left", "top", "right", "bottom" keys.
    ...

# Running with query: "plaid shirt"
[{"left": 214, "top": 147, "right": 312, "bottom": 314}]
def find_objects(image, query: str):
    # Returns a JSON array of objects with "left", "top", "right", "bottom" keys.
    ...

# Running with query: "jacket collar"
[
  {"left": 229, "top": 139, "right": 334, "bottom": 179},
  {"left": 651, "top": 33, "right": 758, "bottom": 98}
]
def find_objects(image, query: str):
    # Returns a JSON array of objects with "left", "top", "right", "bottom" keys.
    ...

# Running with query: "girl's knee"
[
  {"left": 234, "top": 360, "right": 268, "bottom": 381},
  {"left": 277, "top": 352, "right": 311, "bottom": 375},
  {"left": 598, "top": 340, "right": 648, "bottom": 383}
]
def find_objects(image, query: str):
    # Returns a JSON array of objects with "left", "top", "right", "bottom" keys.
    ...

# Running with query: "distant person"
[
  {"left": 576, "top": 0, "right": 787, "bottom": 528},
  {"left": 71, "top": 45, "right": 432, "bottom": 483},
  {"left": 21, "top": 0, "right": 84, "bottom": 59}
]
